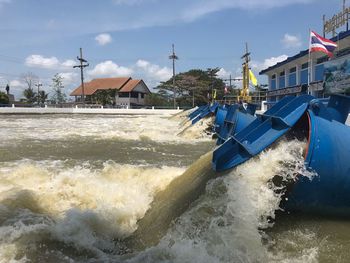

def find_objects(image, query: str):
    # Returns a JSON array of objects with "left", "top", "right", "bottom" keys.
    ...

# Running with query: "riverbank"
[{"left": 0, "top": 106, "right": 182, "bottom": 116}]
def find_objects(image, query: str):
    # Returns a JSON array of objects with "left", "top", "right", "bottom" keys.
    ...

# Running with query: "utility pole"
[
  {"left": 223, "top": 75, "right": 243, "bottom": 88},
  {"left": 73, "top": 48, "right": 89, "bottom": 105},
  {"left": 35, "top": 82, "right": 42, "bottom": 106},
  {"left": 240, "top": 42, "right": 251, "bottom": 102},
  {"left": 169, "top": 44, "right": 178, "bottom": 109}
]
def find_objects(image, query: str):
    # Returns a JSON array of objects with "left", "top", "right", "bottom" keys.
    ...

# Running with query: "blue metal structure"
[
  {"left": 191, "top": 102, "right": 219, "bottom": 125},
  {"left": 216, "top": 104, "right": 257, "bottom": 145},
  {"left": 214, "top": 105, "right": 228, "bottom": 133},
  {"left": 212, "top": 94, "right": 350, "bottom": 215},
  {"left": 285, "top": 95, "right": 350, "bottom": 215},
  {"left": 213, "top": 95, "right": 314, "bottom": 171},
  {"left": 188, "top": 105, "right": 206, "bottom": 120}
]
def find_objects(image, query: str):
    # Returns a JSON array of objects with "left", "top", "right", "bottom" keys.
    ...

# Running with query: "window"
[
  {"left": 119, "top": 92, "right": 129, "bottom": 98},
  {"left": 270, "top": 74, "right": 276, "bottom": 90},
  {"left": 315, "top": 64, "right": 324, "bottom": 81},
  {"left": 279, "top": 71, "right": 285, "bottom": 89},
  {"left": 288, "top": 67, "right": 297, "bottom": 86},
  {"left": 131, "top": 92, "right": 138, "bottom": 98},
  {"left": 300, "top": 63, "right": 309, "bottom": 85}
]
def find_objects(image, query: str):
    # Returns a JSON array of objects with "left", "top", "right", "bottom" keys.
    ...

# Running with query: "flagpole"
[{"left": 308, "top": 28, "right": 312, "bottom": 95}]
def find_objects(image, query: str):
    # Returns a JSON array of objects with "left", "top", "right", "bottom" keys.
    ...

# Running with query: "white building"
[
  {"left": 70, "top": 77, "right": 151, "bottom": 107},
  {"left": 259, "top": 30, "right": 350, "bottom": 105}
]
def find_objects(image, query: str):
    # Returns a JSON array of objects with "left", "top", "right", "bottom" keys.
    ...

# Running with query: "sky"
[{"left": 0, "top": 0, "right": 346, "bottom": 100}]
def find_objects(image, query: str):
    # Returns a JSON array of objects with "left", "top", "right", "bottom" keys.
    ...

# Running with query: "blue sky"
[{"left": 0, "top": 0, "right": 345, "bottom": 99}]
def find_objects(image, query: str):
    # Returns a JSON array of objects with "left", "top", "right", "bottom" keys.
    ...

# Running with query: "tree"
[
  {"left": 0, "top": 92, "right": 9, "bottom": 105},
  {"left": 50, "top": 74, "right": 66, "bottom": 104},
  {"left": 156, "top": 68, "right": 225, "bottom": 106},
  {"left": 21, "top": 72, "right": 39, "bottom": 104},
  {"left": 21, "top": 72, "right": 38, "bottom": 90},
  {"left": 93, "top": 89, "right": 116, "bottom": 106},
  {"left": 23, "top": 87, "right": 37, "bottom": 104},
  {"left": 145, "top": 93, "right": 172, "bottom": 107},
  {"left": 38, "top": 90, "right": 48, "bottom": 104}
]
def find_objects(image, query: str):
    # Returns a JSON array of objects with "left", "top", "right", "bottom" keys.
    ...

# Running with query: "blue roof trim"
[{"left": 259, "top": 30, "right": 350, "bottom": 75}]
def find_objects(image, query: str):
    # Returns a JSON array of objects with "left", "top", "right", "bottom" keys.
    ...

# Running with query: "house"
[
  {"left": 70, "top": 77, "right": 151, "bottom": 107},
  {"left": 259, "top": 29, "right": 350, "bottom": 107}
]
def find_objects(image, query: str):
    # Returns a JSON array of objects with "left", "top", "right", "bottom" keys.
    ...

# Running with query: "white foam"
[
  {"left": 0, "top": 115, "right": 212, "bottom": 145},
  {"left": 0, "top": 161, "right": 184, "bottom": 257},
  {"left": 129, "top": 140, "right": 318, "bottom": 263}
]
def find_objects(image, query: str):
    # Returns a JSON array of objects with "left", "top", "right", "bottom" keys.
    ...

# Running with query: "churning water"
[{"left": 0, "top": 114, "right": 349, "bottom": 262}]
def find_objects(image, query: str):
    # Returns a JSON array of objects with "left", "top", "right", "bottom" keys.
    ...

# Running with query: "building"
[
  {"left": 259, "top": 30, "right": 350, "bottom": 105},
  {"left": 70, "top": 77, "right": 151, "bottom": 107}
]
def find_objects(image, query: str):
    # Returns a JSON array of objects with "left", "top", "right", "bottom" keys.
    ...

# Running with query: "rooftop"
[{"left": 70, "top": 77, "right": 132, "bottom": 96}]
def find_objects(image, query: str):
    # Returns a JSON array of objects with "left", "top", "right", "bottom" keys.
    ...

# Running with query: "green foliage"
[
  {"left": 93, "top": 89, "right": 116, "bottom": 105},
  {"left": 23, "top": 88, "right": 37, "bottom": 104},
  {"left": 51, "top": 73, "right": 66, "bottom": 104},
  {"left": 21, "top": 72, "right": 39, "bottom": 104},
  {"left": 38, "top": 90, "right": 48, "bottom": 104},
  {"left": 156, "top": 67, "right": 225, "bottom": 106},
  {"left": 144, "top": 93, "right": 172, "bottom": 107},
  {"left": 0, "top": 91, "right": 9, "bottom": 104}
]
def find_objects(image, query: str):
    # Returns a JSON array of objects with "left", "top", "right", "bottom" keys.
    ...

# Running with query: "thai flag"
[{"left": 309, "top": 31, "right": 337, "bottom": 57}]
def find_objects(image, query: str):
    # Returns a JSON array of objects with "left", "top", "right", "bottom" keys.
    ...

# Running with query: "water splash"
[
  {"left": 0, "top": 161, "right": 184, "bottom": 261},
  {"left": 128, "top": 140, "right": 317, "bottom": 263},
  {"left": 0, "top": 114, "right": 212, "bottom": 145}
]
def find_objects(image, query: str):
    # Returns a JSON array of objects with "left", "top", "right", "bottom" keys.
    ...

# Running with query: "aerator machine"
[
  {"left": 188, "top": 102, "right": 219, "bottom": 125},
  {"left": 215, "top": 103, "right": 257, "bottom": 145},
  {"left": 213, "top": 94, "right": 350, "bottom": 215}
]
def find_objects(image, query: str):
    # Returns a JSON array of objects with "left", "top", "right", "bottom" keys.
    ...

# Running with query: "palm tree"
[
  {"left": 23, "top": 88, "right": 37, "bottom": 104},
  {"left": 38, "top": 90, "right": 48, "bottom": 105}
]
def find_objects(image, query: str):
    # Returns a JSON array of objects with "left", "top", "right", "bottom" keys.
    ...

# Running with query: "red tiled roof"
[
  {"left": 119, "top": 79, "right": 142, "bottom": 93},
  {"left": 70, "top": 77, "right": 131, "bottom": 96}
]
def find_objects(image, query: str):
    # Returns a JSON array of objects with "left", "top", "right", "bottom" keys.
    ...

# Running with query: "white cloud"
[
  {"left": 95, "top": 33, "right": 112, "bottom": 46},
  {"left": 88, "top": 60, "right": 133, "bottom": 77},
  {"left": 216, "top": 68, "right": 231, "bottom": 79},
  {"left": 281, "top": 33, "right": 302, "bottom": 48},
  {"left": 251, "top": 54, "right": 288, "bottom": 72},
  {"left": 136, "top": 59, "right": 172, "bottom": 82},
  {"left": 25, "top": 55, "right": 77, "bottom": 70},
  {"left": 58, "top": 72, "right": 79, "bottom": 86},
  {"left": 9, "top": 79, "right": 26, "bottom": 88},
  {"left": 61, "top": 59, "right": 76, "bottom": 68},
  {"left": 25, "top": 55, "right": 60, "bottom": 69}
]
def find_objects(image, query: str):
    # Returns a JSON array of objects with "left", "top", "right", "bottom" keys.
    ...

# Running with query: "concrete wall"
[{"left": 115, "top": 97, "right": 145, "bottom": 107}]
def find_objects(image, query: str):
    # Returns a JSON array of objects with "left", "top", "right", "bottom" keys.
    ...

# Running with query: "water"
[{"left": 0, "top": 114, "right": 349, "bottom": 262}]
